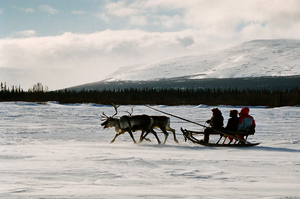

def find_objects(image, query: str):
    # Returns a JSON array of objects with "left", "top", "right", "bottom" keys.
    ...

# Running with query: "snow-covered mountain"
[
  {"left": 105, "top": 39, "right": 300, "bottom": 81},
  {"left": 66, "top": 40, "right": 300, "bottom": 91}
]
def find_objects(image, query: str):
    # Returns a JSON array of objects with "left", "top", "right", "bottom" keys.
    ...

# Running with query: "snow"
[
  {"left": 1, "top": 102, "right": 300, "bottom": 198},
  {"left": 105, "top": 40, "right": 300, "bottom": 81}
]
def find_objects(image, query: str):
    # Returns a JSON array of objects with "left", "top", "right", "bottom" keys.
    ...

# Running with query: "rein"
[{"left": 145, "top": 105, "right": 207, "bottom": 128}]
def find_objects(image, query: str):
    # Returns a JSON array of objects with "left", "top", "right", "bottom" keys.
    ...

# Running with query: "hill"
[{"left": 67, "top": 40, "right": 300, "bottom": 91}]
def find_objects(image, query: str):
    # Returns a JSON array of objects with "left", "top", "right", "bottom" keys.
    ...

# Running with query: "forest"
[{"left": 0, "top": 82, "right": 299, "bottom": 107}]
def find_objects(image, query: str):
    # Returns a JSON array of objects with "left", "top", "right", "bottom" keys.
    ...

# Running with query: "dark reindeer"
[
  {"left": 126, "top": 107, "right": 178, "bottom": 144},
  {"left": 100, "top": 105, "right": 161, "bottom": 144},
  {"left": 140, "top": 116, "right": 178, "bottom": 144}
]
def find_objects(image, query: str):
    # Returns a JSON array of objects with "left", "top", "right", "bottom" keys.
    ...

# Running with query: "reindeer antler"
[
  {"left": 100, "top": 112, "right": 109, "bottom": 121},
  {"left": 100, "top": 104, "right": 120, "bottom": 120},
  {"left": 125, "top": 107, "right": 134, "bottom": 116},
  {"left": 112, "top": 104, "right": 120, "bottom": 117}
]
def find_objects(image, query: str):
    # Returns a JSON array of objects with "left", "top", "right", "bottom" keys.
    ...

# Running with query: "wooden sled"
[{"left": 181, "top": 128, "right": 260, "bottom": 147}]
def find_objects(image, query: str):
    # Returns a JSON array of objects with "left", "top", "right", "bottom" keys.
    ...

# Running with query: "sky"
[{"left": 1, "top": 0, "right": 300, "bottom": 90}]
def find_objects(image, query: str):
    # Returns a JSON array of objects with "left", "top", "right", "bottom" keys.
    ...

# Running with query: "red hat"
[{"left": 240, "top": 107, "right": 250, "bottom": 115}]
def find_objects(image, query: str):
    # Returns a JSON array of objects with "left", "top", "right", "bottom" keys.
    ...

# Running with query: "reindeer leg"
[
  {"left": 151, "top": 129, "right": 161, "bottom": 145},
  {"left": 163, "top": 132, "right": 169, "bottom": 144},
  {"left": 140, "top": 130, "right": 151, "bottom": 143},
  {"left": 160, "top": 128, "right": 169, "bottom": 144},
  {"left": 169, "top": 127, "right": 178, "bottom": 143},
  {"left": 127, "top": 129, "right": 137, "bottom": 144},
  {"left": 139, "top": 130, "right": 145, "bottom": 143},
  {"left": 140, "top": 131, "right": 151, "bottom": 143},
  {"left": 110, "top": 134, "right": 120, "bottom": 143}
]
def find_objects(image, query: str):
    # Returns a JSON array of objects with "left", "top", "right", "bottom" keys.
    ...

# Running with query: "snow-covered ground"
[
  {"left": 1, "top": 102, "right": 299, "bottom": 199},
  {"left": 105, "top": 40, "right": 300, "bottom": 82}
]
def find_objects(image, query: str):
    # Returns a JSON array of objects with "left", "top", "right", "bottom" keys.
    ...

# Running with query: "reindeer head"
[{"left": 100, "top": 104, "right": 120, "bottom": 129}]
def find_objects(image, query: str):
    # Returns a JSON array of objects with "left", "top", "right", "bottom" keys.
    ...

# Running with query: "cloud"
[
  {"left": 129, "top": 15, "right": 147, "bottom": 26},
  {"left": 0, "top": 8, "right": 3, "bottom": 14},
  {"left": 100, "top": 1, "right": 187, "bottom": 30},
  {"left": 179, "top": 0, "right": 300, "bottom": 33},
  {"left": 0, "top": 30, "right": 200, "bottom": 90},
  {"left": 39, "top": 4, "right": 59, "bottom": 14},
  {"left": 105, "top": 1, "right": 138, "bottom": 17},
  {"left": 103, "top": 1, "right": 148, "bottom": 27},
  {"left": 10, "top": 30, "right": 36, "bottom": 38},
  {"left": 99, "top": 0, "right": 300, "bottom": 39},
  {"left": 153, "top": 15, "right": 184, "bottom": 29},
  {"left": 12, "top": 5, "right": 35, "bottom": 13},
  {"left": 176, "top": 36, "right": 194, "bottom": 47}
]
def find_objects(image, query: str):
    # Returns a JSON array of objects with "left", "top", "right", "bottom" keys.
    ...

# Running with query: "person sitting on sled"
[
  {"left": 237, "top": 107, "right": 256, "bottom": 142},
  {"left": 225, "top": 110, "right": 239, "bottom": 131},
  {"left": 202, "top": 108, "right": 224, "bottom": 143},
  {"left": 224, "top": 110, "right": 239, "bottom": 143}
]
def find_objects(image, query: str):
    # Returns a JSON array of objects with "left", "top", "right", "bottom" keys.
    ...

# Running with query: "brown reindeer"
[
  {"left": 125, "top": 107, "right": 178, "bottom": 144},
  {"left": 100, "top": 105, "right": 161, "bottom": 144},
  {"left": 140, "top": 116, "right": 178, "bottom": 144}
]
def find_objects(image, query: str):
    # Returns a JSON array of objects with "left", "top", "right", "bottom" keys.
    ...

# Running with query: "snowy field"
[{"left": 1, "top": 102, "right": 299, "bottom": 199}]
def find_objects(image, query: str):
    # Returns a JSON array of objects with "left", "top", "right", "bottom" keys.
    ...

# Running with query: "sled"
[
  {"left": 145, "top": 106, "right": 259, "bottom": 147},
  {"left": 181, "top": 128, "right": 260, "bottom": 147}
]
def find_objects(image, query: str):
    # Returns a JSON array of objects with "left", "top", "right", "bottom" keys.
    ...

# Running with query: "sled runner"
[{"left": 181, "top": 128, "right": 260, "bottom": 147}]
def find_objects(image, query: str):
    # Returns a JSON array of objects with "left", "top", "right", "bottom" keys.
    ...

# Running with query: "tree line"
[{"left": 0, "top": 82, "right": 299, "bottom": 107}]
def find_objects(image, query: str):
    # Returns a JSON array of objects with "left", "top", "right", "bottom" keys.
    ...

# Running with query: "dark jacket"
[
  {"left": 225, "top": 110, "right": 239, "bottom": 131},
  {"left": 207, "top": 108, "right": 224, "bottom": 129},
  {"left": 225, "top": 117, "right": 239, "bottom": 131}
]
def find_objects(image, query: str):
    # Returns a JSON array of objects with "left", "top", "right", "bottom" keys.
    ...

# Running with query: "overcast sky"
[{"left": 1, "top": 0, "right": 300, "bottom": 90}]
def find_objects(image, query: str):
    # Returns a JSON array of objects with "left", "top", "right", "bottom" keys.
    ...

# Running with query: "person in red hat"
[
  {"left": 237, "top": 107, "right": 256, "bottom": 142},
  {"left": 202, "top": 108, "right": 224, "bottom": 143}
]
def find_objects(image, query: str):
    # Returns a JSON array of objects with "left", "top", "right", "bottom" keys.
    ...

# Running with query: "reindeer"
[
  {"left": 139, "top": 116, "right": 178, "bottom": 144},
  {"left": 100, "top": 105, "right": 161, "bottom": 144},
  {"left": 125, "top": 107, "right": 178, "bottom": 144}
]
